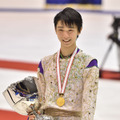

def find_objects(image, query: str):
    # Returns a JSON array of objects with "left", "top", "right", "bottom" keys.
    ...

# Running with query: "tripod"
[
  {"left": 100, "top": 16, "right": 120, "bottom": 72},
  {"left": 117, "top": 45, "right": 120, "bottom": 71},
  {"left": 100, "top": 41, "right": 120, "bottom": 72}
]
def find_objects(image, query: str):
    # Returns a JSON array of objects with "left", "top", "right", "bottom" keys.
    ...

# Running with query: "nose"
[{"left": 63, "top": 31, "right": 69, "bottom": 39}]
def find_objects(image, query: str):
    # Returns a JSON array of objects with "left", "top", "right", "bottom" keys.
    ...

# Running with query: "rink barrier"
[
  {"left": 0, "top": 109, "right": 28, "bottom": 120},
  {"left": 0, "top": 8, "right": 120, "bottom": 15},
  {"left": 0, "top": 59, "right": 120, "bottom": 80},
  {"left": 0, "top": 59, "right": 38, "bottom": 72}
]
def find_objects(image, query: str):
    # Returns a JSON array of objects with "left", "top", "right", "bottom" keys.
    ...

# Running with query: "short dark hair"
[{"left": 54, "top": 7, "right": 83, "bottom": 32}]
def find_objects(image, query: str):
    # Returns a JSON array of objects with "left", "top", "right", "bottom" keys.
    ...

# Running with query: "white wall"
[
  {"left": 102, "top": 0, "right": 120, "bottom": 11},
  {"left": 0, "top": 0, "right": 45, "bottom": 9}
]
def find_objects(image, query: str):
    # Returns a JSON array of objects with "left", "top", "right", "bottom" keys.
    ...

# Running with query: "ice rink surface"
[{"left": 0, "top": 1, "right": 120, "bottom": 119}]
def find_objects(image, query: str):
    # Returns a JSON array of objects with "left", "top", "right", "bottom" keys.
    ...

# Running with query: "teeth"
[{"left": 63, "top": 40, "right": 70, "bottom": 42}]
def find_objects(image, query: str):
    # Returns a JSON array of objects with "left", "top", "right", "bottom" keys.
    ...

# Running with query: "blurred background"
[{"left": 0, "top": 0, "right": 120, "bottom": 120}]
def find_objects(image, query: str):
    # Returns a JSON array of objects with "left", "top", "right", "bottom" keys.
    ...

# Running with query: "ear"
[
  {"left": 77, "top": 27, "right": 82, "bottom": 38},
  {"left": 55, "top": 27, "right": 57, "bottom": 34},
  {"left": 80, "top": 27, "right": 82, "bottom": 32},
  {"left": 78, "top": 27, "right": 82, "bottom": 35}
]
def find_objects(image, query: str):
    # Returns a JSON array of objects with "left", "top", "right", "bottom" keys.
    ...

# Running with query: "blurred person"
[{"left": 28, "top": 7, "right": 99, "bottom": 120}]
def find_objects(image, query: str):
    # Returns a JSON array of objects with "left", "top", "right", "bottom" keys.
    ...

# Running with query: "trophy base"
[{"left": 35, "top": 115, "right": 54, "bottom": 120}]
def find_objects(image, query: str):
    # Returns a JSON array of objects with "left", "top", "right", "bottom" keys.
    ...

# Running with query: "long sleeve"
[
  {"left": 81, "top": 61, "right": 99, "bottom": 120},
  {"left": 34, "top": 61, "right": 46, "bottom": 105}
]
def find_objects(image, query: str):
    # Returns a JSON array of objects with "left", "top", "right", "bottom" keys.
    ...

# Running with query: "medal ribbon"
[{"left": 56, "top": 47, "right": 77, "bottom": 94}]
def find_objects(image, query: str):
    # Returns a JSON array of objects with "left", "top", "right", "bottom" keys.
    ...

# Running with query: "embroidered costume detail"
[
  {"left": 76, "top": 48, "right": 80, "bottom": 53},
  {"left": 86, "top": 59, "right": 98, "bottom": 68},
  {"left": 36, "top": 50, "right": 99, "bottom": 120},
  {"left": 38, "top": 61, "right": 44, "bottom": 74}
]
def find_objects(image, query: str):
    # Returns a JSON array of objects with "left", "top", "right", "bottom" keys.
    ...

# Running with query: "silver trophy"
[{"left": 3, "top": 76, "right": 53, "bottom": 120}]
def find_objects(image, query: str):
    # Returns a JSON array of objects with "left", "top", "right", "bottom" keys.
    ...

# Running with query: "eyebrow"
[
  {"left": 57, "top": 26, "right": 75, "bottom": 28},
  {"left": 57, "top": 26, "right": 64, "bottom": 28}
]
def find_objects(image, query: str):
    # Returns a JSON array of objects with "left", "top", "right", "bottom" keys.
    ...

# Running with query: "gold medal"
[
  {"left": 56, "top": 48, "right": 77, "bottom": 107},
  {"left": 56, "top": 96, "right": 65, "bottom": 107}
]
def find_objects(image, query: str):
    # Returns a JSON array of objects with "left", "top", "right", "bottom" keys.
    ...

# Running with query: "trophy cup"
[{"left": 3, "top": 76, "right": 53, "bottom": 120}]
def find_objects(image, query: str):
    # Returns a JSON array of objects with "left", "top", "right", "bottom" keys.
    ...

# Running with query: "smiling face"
[{"left": 55, "top": 20, "right": 80, "bottom": 49}]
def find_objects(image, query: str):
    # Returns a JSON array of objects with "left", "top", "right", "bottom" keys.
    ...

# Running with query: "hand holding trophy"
[{"left": 3, "top": 76, "right": 53, "bottom": 120}]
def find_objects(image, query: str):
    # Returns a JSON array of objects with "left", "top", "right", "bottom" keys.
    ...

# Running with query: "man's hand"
[{"left": 28, "top": 114, "right": 35, "bottom": 120}]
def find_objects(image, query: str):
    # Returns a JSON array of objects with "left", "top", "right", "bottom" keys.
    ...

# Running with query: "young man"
[{"left": 28, "top": 7, "right": 99, "bottom": 120}]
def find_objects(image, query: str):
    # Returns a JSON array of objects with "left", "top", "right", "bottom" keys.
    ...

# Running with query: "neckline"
[
  {"left": 60, "top": 52, "right": 72, "bottom": 59},
  {"left": 60, "top": 48, "right": 80, "bottom": 59}
]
